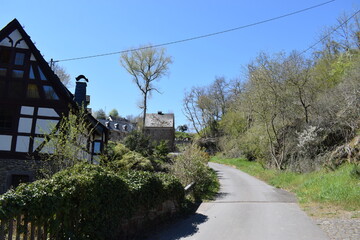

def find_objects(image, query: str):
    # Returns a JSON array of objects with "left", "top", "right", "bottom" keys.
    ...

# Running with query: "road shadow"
[
  {"left": 213, "top": 169, "right": 227, "bottom": 180},
  {"left": 141, "top": 213, "right": 209, "bottom": 240},
  {"left": 214, "top": 191, "right": 229, "bottom": 200}
]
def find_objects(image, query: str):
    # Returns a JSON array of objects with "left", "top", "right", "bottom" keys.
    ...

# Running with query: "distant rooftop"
[
  {"left": 145, "top": 112, "right": 174, "bottom": 128},
  {"left": 98, "top": 118, "right": 135, "bottom": 132}
]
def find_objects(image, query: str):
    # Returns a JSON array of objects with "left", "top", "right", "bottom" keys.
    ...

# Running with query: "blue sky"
[{"left": 1, "top": 0, "right": 358, "bottom": 128}]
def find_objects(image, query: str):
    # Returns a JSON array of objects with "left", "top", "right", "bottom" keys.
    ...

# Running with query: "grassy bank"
[{"left": 211, "top": 157, "right": 360, "bottom": 213}]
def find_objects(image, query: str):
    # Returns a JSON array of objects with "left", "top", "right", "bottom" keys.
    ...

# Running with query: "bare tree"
[
  {"left": 183, "top": 87, "right": 205, "bottom": 135},
  {"left": 52, "top": 63, "right": 71, "bottom": 88},
  {"left": 93, "top": 109, "right": 106, "bottom": 119},
  {"left": 120, "top": 45, "right": 172, "bottom": 130},
  {"left": 183, "top": 77, "right": 233, "bottom": 137}
]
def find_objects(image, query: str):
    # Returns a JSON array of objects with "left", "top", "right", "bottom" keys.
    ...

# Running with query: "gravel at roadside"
[{"left": 314, "top": 218, "right": 360, "bottom": 240}]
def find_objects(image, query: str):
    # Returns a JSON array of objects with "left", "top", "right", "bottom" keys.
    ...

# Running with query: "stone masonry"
[{"left": 0, "top": 158, "right": 42, "bottom": 194}]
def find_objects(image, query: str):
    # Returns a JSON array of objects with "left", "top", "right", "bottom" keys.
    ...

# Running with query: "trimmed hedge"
[{"left": 0, "top": 163, "right": 184, "bottom": 239}]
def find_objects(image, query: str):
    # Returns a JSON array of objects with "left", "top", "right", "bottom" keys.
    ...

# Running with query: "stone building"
[
  {"left": 0, "top": 19, "right": 108, "bottom": 193},
  {"left": 144, "top": 112, "right": 175, "bottom": 151}
]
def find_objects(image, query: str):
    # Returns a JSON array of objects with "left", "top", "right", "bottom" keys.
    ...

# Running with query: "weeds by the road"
[{"left": 211, "top": 157, "right": 360, "bottom": 212}]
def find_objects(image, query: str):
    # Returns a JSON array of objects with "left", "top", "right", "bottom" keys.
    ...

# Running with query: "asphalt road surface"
[{"left": 145, "top": 162, "right": 329, "bottom": 240}]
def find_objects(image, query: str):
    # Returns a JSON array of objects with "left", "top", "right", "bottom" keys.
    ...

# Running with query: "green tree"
[
  {"left": 38, "top": 108, "right": 96, "bottom": 177},
  {"left": 177, "top": 124, "right": 188, "bottom": 132},
  {"left": 109, "top": 108, "right": 120, "bottom": 119},
  {"left": 120, "top": 45, "right": 173, "bottom": 130}
]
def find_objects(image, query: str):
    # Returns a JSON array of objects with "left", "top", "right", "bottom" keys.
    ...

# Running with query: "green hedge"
[{"left": 0, "top": 163, "right": 184, "bottom": 239}]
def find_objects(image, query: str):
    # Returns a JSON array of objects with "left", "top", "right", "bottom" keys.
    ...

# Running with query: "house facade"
[
  {"left": 144, "top": 112, "right": 175, "bottom": 151},
  {"left": 0, "top": 19, "right": 108, "bottom": 193}
]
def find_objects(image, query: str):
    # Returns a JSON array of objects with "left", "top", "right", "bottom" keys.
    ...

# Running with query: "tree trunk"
[{"left": 142, "top": 92, "right": 147, "bottom": 132}]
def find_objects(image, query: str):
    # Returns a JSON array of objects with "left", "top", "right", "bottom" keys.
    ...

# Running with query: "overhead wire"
[
  {"left": 299, "top": 9, "right": 360, "bottom": 55},
  {"left": 55, "top": 0, "right": 336, "bottom": 62}
]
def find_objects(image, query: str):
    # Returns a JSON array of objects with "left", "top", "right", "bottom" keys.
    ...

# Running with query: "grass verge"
[{"left": 211, "top": 157, "right": 360, "bottom": 217}]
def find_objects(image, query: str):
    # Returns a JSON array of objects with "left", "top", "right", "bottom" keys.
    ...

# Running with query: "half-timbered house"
[{"left": 0, "top": 19, "right": 108, "bottom": 193}]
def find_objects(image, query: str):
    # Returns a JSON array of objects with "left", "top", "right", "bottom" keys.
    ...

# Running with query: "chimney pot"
[{"left": 74, "top": 77, "right": 88, "bottom": 108}]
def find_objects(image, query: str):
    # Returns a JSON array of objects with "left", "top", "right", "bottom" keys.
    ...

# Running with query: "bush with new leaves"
[
  {"left": 0, "top": 163, "right": 184, "bottom": 239},
  {"left": 170, "top": 144, "right": 218, "bottom": 200}
]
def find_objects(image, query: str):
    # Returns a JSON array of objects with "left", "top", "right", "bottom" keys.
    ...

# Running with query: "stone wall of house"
[
  {"left": 145, "top": 128, "right": 175, "bottom": 151},
  {"left": 0, "top": 159, "right": 42, "bottom": 194},
  {"left": 109, "top": 131, "right": 128, "bottom": 142}
]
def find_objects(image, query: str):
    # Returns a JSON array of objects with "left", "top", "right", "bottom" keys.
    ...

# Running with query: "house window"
[
  {"left": 0, "top": 48, "right": 11, "bottom": 64},
  {"left": 29, "top": 65, "right": 35, "bottom": 79},
  {"left": 0, "top": 107, "right": 13, "bottom": 130},
  {"left": 93, "top": 141, "right": 102, "bottom": 154},
  {"left": 0, "top": 68, "right": 6, "bottom": 76},
  {"left": 38, "top": 66, "right": 47, "bottom": 80},
  {"left": 14, "top": 52, "right": 25, "bottom": 66},
  {"left": 0, "top": 135, "right": 12, "bottom": 151},
  {"left": 43, "top": 85, "right": 59, "bottom": 100},
  {"left": 27, "top": 84, "right": 40, "bottom": 98},
  {"left": 10, "top": 174, "right": 30, "bottom": 189},
  {"left": 12, "top": 70, "right": 24, "bottom": 79}
]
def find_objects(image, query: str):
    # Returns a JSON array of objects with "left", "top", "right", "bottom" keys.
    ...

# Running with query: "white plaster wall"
[
  {"left": 0, "top": 135, "right": 12, "bottom": 151},
  {"left": 33, "top": 137, "right": 44, "bottom": 151},
  {"left": 0, "top": 30, "right": 28, "bottom": 49},
  {"left": 35, "top": 119, "right": 58, "bottom": 134},
  {"left": 16, "top": 136, "right": 30, "bottom": 152},
  {"left": 18, "top": 117, "right": 33, "bottom": 133},
  {"left": 93, "top": 155, "right": 100, "bottom": 165},
  {"left": 39, "top": 140, "right": 55, "bottom": 154},
  {"left": 21, "top": 106, "right": 34, "bottom": 115},
  {"left": 10, "top": 30, "right": 28, "bottom": 49},
  {"left": 38, "top": 108, "right": 59, "bottom": 117},
  {"left": 0, "top": 38, "right": 11, "bottom": 47}
]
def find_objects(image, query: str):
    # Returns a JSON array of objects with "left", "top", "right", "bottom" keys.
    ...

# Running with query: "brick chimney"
[{"left": 74, "top": 75, "right": 88, "bottom": 108}]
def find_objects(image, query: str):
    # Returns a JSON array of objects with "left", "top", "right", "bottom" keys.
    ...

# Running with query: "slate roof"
[
  {"left": 98, "top": 118, "right": 135, "bottom": 132},
  {"left": 145, "top": 113, "right": 174, "bottom": 128}
]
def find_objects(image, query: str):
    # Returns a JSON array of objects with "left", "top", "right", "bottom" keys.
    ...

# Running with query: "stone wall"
[
  {"left": 0, "top": 158, "right": 42, "bottom": 194},
  {"left": 119, "top": 200, "right": 179, "bottom": 239},
  {"left": 144, "top": 127, "right": 175, "bottom": 151}
]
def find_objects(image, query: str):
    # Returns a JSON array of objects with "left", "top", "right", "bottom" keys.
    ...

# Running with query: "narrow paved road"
[{"left": 146, "top": 162, "right": 329, "bottom": 240}]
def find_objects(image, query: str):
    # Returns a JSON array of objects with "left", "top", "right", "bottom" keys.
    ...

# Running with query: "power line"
[
  {"left": 299, "top": 9, "right": 360, "bottom": 55},
  {"left": 55, "top": 0, "right": 336, "bottom": 63}
]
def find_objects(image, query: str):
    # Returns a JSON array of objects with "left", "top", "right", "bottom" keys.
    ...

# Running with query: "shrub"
[
  {"left": 170, "top": 144, "right": 218, "bottom": 200},
  {"left": 99, "top": 141, "right": 129, "bottom": 164},
  {"left": 153, "top": 140, "right": 170, "bottom": 163},
  {"left": 0, "top": 163, "right": 184, "bottom": 239},
  {"left": 101, "top": 143, "right": 154, "bottom": 171},
  {"left": 124, "top": 131, "right": 153, "bottom": 157},
  {"left": 107, "top": 151, "right": 154, "bottom": 172},
  {"left": 114, "top": 142, "right": 130, "bottom": 157}
]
